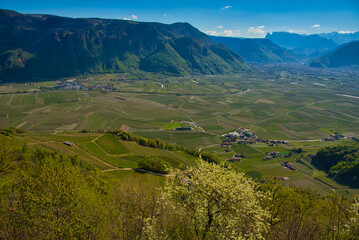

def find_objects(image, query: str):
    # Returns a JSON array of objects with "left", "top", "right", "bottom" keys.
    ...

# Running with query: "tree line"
[
  {"left": 111, "top": 130, "right": 228, "bottom": 166},
  {"left": 312, "top": 144, "right": 359, "bottom": 187}
]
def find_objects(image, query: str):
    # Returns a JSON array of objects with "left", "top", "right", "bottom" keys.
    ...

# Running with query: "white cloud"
[
  {"left": 222, "top": 5, "right": 232, "bottom": 10},
  {"left": 287, "top": 29, "right": 295, "bottom": 33},
  {"left": 220, "top": 30, "right": 233, "bottom": 37},
  {"left": 123, "top": 18, "right": 131, "bottom": 20},
  {"left": 205, "top": 29, "right": 240, "bottom": 37},
  {"left": 163, "top": 14, "right": 166, "bottom": 17},
  {"left": 131, "top": 14, "right": 138, "bottom": 20},
  {"left": 205, "top": 31, "right": 218, "bottom": 36},
  {"left": 312, "top": 24, "right": 320, "bottom": 28},
  {"left": 216, "top": 26, "right": 223, "bottom": 29},
  {"left": 247, "top": 26, "right": 266, "bottom": 34},
  {"left": 339, "top": 30, "right": 355, "bottom": 34}
]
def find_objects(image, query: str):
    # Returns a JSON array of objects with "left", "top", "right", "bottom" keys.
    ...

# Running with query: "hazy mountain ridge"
[
  {"left": 210, "top": 36, "right": 300, "bottom": 63},
  {"left": 318, "top": 31, "right": 359, "bottom": 45},
  {"left": 0, "top": 9, "right": 248, "bottom": 80},
  {"left": 266, "top": 32, "right": 338, "bottom": 59},
  {"left": 310, "top": 41, "right": 359, "bottom": 68}
]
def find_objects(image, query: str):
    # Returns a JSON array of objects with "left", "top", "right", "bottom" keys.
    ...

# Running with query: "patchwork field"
[
  {"left": 1, "top": 71, "right": 359, "bottom": 196},
  {"left": 1, "top": 72, "right": 358, "bottom": 143}
]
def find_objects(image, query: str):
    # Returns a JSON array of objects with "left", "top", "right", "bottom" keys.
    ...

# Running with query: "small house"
[{"left": 63, "top": 141, "right": 74, "bottom": 146}]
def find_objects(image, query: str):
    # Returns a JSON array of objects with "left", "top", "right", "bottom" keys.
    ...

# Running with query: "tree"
[
  {"left": 138, "top": 156, "right": 169, "bottom": 174},
  {"left": 1, "top": 149, "right": 107, "bottom": 239},
  {"left": 143, "top": 161, "right": 269, "bottom": 239},
  {"left": 344, "top": 198, "right": 359, "bottom": 239}
]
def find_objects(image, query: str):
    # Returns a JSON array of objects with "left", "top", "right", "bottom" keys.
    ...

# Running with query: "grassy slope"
[{"left": 8, "top": 132, "right": 199, "bottom": 172}]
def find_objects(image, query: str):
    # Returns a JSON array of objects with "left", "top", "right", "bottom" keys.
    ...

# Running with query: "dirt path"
[
  {"left": 73, "top": 144, "right": 118, "bottom": 169},
  {"left": 103, "top": 168, "right": 132, "bottom": 172},
  {"left": 198, "top": 144, "right": 220, "bottom": 152},
  {"left": 16, "top": 121, "right": 27, "bottom": 129},
  {"left": 244, "top": 100, "right": 323, "bottom": 128},
  {"left": 5, "top": 94, "right": 14, "bottom": 105},
  {"left": 75, "top": 134, "right": 172, "bottom": 176},
  {"left": 91, "top": 134, "right": 104, "bottom": 142},
  {"left": 78, "top": 111, "right": 94, "bottom": 129}
]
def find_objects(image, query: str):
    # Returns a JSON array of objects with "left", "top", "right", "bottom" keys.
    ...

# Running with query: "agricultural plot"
[{"left": 95, "top": 134, "right": 129, "bottom": 155}]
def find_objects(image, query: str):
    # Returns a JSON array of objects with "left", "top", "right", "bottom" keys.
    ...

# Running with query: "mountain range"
[
  {"left": 318, "top": 32, "right": 359, "bottom": 45},
  {"left": 265, "top": 32, "right": 338, "bottom": 58},
  {"left": 210, "top": 36, "right": 300, "bottom": 64},
  {"left": 0, "top": 9, "right": 248, "bottom": 80}
]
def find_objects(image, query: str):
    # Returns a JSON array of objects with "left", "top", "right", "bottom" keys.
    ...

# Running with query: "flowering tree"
[{"left": 144, "top": 161, "right": 269, "bottom": 239}]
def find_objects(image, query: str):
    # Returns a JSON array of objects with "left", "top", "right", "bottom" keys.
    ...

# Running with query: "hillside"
[
  {"left": 0, "top": 9, "right": 248, "bottom": 80},
  {"left": 210, "top": 36, "right": 300, "bottom": 63},
  {"left": 310, "top": 41, "right": 359, "bottom": 68},
  {"left": 266, "top": 32, "right": 338, "bottom": 58}
]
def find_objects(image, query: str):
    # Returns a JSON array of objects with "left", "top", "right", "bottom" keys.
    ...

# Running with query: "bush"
[{"left": 138, "top": 156, "right": 169, "bottom": 174}]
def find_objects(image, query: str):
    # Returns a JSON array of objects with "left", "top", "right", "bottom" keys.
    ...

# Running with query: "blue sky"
[{"left": 2, "top": 0, "right": 359, "bottom": 38}]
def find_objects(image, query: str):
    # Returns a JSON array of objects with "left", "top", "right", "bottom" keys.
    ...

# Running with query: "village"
[
  {"left": 322, "top": 133, "right": 345, "bottom": 141},
  {"left": 221, "top": 128, "right": 294, "bottom": 165},
  {"left": 220, "top": 128, "right": 290, "bottom": 148},
  {"left": 54, "top": 79, "right": 88, "bottom": 90}
]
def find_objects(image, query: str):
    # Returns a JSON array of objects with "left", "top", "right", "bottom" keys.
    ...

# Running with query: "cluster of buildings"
[
  {"left": 228, "top": 153, "right": 247, "bottom": 162},
  {"left": 55, "top": 80, "right": 87, "bottom": 90},
  {"left": 221, "top": 128, "right": 258, "bottom": 146},
  {"left": 263, "top": 151, "right": 281, "bottom": 160},
  {"left": 220, "top": 128, "right": 290, "bottom": 147},
  {"left": 322, "top": 133, "right": 345, "bottom": 141},
  {"left": 264, "top": 139, "right": 290, "bottom": 146}
]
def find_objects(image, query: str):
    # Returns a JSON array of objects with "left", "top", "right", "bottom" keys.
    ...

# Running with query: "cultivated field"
[
  {"left": 1, "top": 72, "right": 358, "bottom": 142},
  {"left": 1, "top": 70, "right": 359, "bottom": 195}
]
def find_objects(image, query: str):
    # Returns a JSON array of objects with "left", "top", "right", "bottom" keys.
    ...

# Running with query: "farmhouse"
[
  {"left": 220, "top": 140, "right": 232, "bottom": 147},
  {"left": 284, "top": 162, "right": 295, "bottom": 170},
  {"left": 63, "top": 141, "right": 74, "bottom": 146},
  {"left": 228, "top": 153, "right": 246, "bottom": 162}
]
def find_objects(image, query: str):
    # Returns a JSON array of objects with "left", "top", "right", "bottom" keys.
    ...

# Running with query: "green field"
[
  {"left": 95, "top": 134, "right": 129, "bottom": 155},
  {"left": 1, "top": 72, "right": 358, "bottom": 142},
  {"left": 6, "top": 132, "right": 199, "bottom": 172},
  {"left": 1, "top": 71, "right": 359, "bottom": 196}
]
